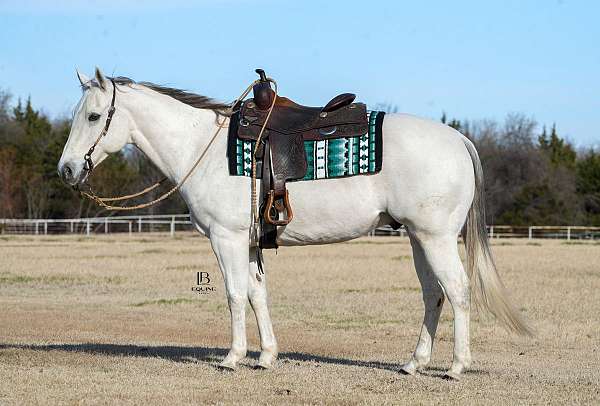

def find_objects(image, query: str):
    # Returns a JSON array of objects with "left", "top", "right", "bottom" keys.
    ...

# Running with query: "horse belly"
[{"left": 276, "top": 175, "right": 386, "bottom": 246}]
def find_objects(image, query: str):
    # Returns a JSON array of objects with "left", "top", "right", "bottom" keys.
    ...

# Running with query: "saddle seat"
[
  {"left": 234, "top": 69, "right": 369, "bottom": 247},
  {"left": 237, "top": 93, "right": 367, "bottom": 141}
]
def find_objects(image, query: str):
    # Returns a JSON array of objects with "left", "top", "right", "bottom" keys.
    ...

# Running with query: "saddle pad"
[{"left": 227, "top": 110, "right": 385, "bottom": 181}]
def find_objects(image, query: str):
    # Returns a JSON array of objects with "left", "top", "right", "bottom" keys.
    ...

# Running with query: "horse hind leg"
[
  {"left": 412, "top": 232, "right": 472, "bottom": 379},
  {"left": 400, "top": 231, "right": 445, "bottom": 375}
]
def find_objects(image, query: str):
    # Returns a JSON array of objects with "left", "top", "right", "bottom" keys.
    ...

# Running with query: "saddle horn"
[{"left": 253, "top": 68, "right": 275, "bottom": 110}]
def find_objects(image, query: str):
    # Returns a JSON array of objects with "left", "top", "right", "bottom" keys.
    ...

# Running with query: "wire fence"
[{"left": 1, "top": 215, "right": 600, "bottom": 240}]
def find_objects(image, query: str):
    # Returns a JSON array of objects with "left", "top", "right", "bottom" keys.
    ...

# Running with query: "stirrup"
[{"left": 264, "top": 190, "right": 293, "bottom": 226}]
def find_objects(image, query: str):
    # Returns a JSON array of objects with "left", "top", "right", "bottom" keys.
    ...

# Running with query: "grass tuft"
[
  {"left": 0, "top": 274, "right": 38, "bottom": 284},
  {"left": 0, "top": 272, "right": 126, "bottom": 286},
  {"left": 391, "top": 255, "right": 412, "bottom": 261},
  {"left": 131, "top": 298, "right": 196, "bottom": 307},
  {"left": 562, "top": 241, "right": 600, "bottom": 245},
  {"left": 341, "top": 286, "right": 420, "bottom": 294},
  {"left": 166, "top": 265, "right": 205, "bottom": 271},
  {"left": 139, "top": 248, "right": 168, "bottom": 254}
]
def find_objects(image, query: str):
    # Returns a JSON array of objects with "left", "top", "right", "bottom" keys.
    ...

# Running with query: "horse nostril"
[{"left": 61, "top": 164, "right": 73, "bottom": 182}]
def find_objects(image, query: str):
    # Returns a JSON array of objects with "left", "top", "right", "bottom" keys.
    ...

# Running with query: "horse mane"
[{"left": 110, "top": 76, "right": 232, "bottom": 116}]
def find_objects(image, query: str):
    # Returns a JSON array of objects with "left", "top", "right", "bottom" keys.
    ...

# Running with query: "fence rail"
[
  {"left": 1, "top": 215, "right": 599, "bottom": 240},
  {"left": 0, "top": 214, "right": 193, "bottom": 237}
]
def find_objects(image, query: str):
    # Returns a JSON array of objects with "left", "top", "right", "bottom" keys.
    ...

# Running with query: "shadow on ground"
[
  {"left": 0, "top": 343, "right": 490, "bottom": 378},
  {"left": 0, "top": 342, "right": 403, "bottom": 370}
]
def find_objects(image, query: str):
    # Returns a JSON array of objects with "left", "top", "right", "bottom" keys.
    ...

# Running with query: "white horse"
[{"left": 58, "top": 67, "right": 531, "bottom": 380}]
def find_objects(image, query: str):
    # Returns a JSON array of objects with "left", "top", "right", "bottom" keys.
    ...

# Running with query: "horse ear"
[
  {"left": 95, "top": 66, "right": 107, "bottom": 90},
  {"left": 76, "top": 68, "right": 90, "bottom": 87}
]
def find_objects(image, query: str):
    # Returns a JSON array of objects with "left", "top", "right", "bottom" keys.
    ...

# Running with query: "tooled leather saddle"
[{"left": 233, "top": 69, "right": 369, "bottom": 248}]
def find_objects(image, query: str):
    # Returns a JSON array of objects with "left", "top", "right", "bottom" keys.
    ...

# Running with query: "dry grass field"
[{"left": 0, "top": 234, "right": 599, "bottom": 405}]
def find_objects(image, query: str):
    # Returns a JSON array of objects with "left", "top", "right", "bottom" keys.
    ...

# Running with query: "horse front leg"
[
  {"left": 210, "top": 229, "right": 250, "bottom": 369},
  {"left": 248, "top": 247, "right": 278, "bottom": 368}
]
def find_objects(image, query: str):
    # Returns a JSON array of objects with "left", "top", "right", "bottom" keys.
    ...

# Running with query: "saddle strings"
[
  {"left": 80, "top": 77, "right": 278, "bottom": 224},
  {"left": 250, "top": 81, "right": 278, "bottom": 242}
]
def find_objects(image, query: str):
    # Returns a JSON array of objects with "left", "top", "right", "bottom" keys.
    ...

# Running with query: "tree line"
[
  {"left": 441, "top": 113, "right": 600, "bottom": 225},
  {"left": 1, "top": 89, "right": 599, "bottom": 225}
]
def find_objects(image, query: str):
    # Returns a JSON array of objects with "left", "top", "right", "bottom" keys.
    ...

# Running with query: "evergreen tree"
[
  {"left": 538, "top": 123, "right": 576, "bottom": 168},
  {"left": 576, "top": 150, "right": 600, "bottom": 225},
  {"left": 439, "top": 112, "right": 464, "bottom": 133},
  {"left": 10, "top": 97, "right": 54, "bottom": 217}
]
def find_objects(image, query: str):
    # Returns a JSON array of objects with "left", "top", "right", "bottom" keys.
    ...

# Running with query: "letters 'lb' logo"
[
  {"left": 192, "top": 271, "right": 215, "bottom": 295},
  {"left": 197, "top": 272, "right": 210, "bottom": 285}
]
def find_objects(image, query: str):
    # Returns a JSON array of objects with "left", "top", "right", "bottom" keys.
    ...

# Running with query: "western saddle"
[{"left": 234, "top": 69, "right": 368, "bottom": 248}]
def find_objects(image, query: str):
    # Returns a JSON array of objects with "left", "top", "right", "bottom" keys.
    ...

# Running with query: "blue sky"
[{"left": 1, "top": 0, "right": 598, "bottom": 146}]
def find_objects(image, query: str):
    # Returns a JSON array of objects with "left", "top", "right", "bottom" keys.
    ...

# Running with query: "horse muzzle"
[{"left": 58, "top": 160, "right": 88, "bottom": 186}]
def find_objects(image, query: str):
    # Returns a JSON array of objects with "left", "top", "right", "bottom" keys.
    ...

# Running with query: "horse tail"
[{"left": 461, "top": 137, "right": 533, "bottom": 336}]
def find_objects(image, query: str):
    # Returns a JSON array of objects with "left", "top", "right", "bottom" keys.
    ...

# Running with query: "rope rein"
[
  {"left": 79, "top": 78, "right": 277, "bottom": 220},
  {"left": 79, "top": 116, "right": 226, "bottom": 211}
]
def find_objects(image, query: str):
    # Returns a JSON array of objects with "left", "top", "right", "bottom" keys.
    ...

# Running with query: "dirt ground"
[{"left": 0, "top": 234, "right": 598, "bottom": 405}]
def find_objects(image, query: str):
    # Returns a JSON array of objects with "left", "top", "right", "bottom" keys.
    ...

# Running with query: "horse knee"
[
  {"left": 249, "top": 291, "right": 268, "bottom": 307},
  {"left": 227, "top": 293, "right": 247, "bottom": 309}
]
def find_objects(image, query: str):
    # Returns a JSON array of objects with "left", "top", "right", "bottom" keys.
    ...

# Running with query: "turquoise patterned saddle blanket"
[{"left": 227, "top": 110, "right": 384, "bottom": 181}]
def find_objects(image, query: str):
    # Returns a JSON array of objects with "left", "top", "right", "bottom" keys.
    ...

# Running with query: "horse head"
[{"left": 58, "top": 67, "right": 132, "bottom": 186}]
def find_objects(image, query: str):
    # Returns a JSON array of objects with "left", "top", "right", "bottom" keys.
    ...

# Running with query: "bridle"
[{"left": 82, "top": 78, "right": 117, "bottom": 174}]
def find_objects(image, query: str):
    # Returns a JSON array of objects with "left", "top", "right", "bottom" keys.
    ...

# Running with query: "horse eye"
[{"left": 88, "top": 112, "right": 101, "bottom": 122}]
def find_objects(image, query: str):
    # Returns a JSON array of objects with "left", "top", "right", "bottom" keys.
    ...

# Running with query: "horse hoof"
[
  {"left": 217, "top": 361, "right": 236, "bottom": 371},
  {"left": 399, "top": 363, "right": 418, "bottom": 376},
  {"left": 256, "top": 351, "right": 277, "bottom": 370},
  {"left": 443, "top": 371, "right": 461, "bottom": 381}
]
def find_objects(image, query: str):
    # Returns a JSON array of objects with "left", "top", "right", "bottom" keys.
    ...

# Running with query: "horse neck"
[{"left": 122, "top": 87, "right": 224, "bottom": 183}]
